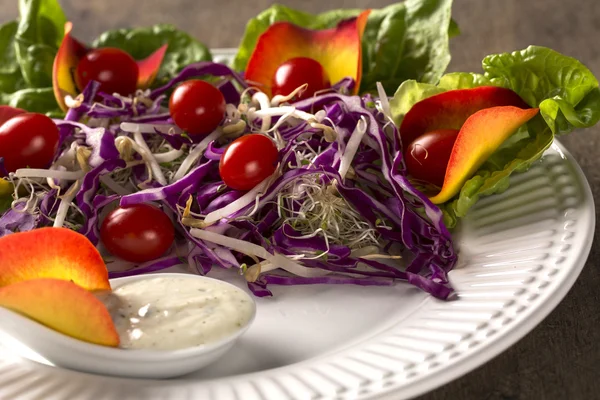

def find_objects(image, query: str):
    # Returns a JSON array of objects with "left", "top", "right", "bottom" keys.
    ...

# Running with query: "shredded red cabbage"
[{"left": 0, "top": 61, "right": 457, "bottom": 299}]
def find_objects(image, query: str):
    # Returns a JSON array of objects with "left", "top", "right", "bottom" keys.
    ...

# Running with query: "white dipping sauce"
[{"left": 101, "top": 276, "right": 254, "bottom": 351}]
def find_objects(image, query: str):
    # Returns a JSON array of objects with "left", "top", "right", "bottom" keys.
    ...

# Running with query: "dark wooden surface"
[{"left": 2, "top": 1, "right": 599, "bottom": 399}]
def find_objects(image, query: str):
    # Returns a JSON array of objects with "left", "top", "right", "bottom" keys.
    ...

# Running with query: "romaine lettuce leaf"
[
  {"left": 233, "top": 0, "right": 457, "bottom": 93},
  {"left": 390, "top": 46, "right": 600, "bottom": 227},
  {"left": 92, "top": 24, "right": 212, "bottom": 87}
]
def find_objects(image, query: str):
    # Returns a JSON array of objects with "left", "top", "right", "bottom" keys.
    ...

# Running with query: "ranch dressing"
[{"left": 100, "top": 276, "right": 254, "bottom": 350}]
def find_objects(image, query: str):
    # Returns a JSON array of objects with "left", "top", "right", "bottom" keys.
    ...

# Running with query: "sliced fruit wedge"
[
  {"left": 0, "top": 279, "right": 119, "bottom": 347},
  {"left": 245, "top": 11, "right": 370, "bottom": 96}
]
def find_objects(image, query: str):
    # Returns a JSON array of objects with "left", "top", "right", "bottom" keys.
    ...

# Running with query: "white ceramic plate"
[
  {"left": 0, "top": 49, "right": 594, "bottom": 399},
  {"left": 0, "top": 140, "right": 593, "bottom": 400}
]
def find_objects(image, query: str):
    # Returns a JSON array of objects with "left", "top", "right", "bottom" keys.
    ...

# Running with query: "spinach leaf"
[
  {"left": 0, "top": 0, "right": 65, "bottom": 115},
  {"left": 14, "top": 0, "right": 66, "bottom": 88},
  {"left": 361, "top": 0, "right": 454, "bottom": 93},
  {"left": 92, "top": 24, "right": 212, "bottom": 87},
  {"left": 0, "top": 87, "right": 61, "bottom": 114},
  {"left": 0, "top": 21, "right": 25, "bottom": 94}
]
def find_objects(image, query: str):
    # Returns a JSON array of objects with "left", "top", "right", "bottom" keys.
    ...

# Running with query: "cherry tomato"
[
  {"left": 75, "top": 48, "right": 139, "bottom": 96},
  {"left": 219, "top": 134, "right": 278, "bottom": 191},
  {"left": 169, "top": 80, "right": 226, "bottom": 135},
  {"left": 0, "top": 106, "right": 25, "bottom": 126},
  {"left": 0, "top": 113, "right": 60, "bottom": 174},
  {"left": 271, "top": 57, "right": 331, "bottom": 101},
  {"left": 100, "top": 204, "right": 175, "bottom": 263},
  {"left": 404, "top": 129, "right": 460, "bottom": 187}
]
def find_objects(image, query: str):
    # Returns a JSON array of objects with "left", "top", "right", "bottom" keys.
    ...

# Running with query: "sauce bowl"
[{"left": 0, "top": 273, "right": 257, "bottom": 379}]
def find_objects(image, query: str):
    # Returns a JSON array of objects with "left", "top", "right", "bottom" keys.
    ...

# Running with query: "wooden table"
[{"left": 2, "top": 0, "right": 599, "bottom": 398}]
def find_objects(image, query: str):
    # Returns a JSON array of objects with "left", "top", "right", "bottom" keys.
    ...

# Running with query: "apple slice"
[{"left": 0, "top": 279, "right": 119, "bottom": 347}]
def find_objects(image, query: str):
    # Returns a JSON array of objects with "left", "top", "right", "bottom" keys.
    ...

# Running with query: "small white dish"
[{"left": 0, "top": 273, "right": 257, "bottom": 379}]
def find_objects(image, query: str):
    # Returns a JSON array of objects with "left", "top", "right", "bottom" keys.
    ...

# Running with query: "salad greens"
[
  {"left": 233, "top": 0, "right": 457, "bottom": 93},
  {"left": 0, "top": 0, "right": 213, "bottom": 115},
  {"left": 0, "top": 0, "right": 65, "bottom": 115},
  {"left": 390, "top": 46, "right": 600, "bottom": 226},
  {"left": 92, "top": 24, "right": 212, "bottom": 87}
]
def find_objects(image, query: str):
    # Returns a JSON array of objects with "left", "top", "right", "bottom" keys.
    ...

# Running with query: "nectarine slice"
[
  {"left": 0, "top": 278, "right": 119, "bottom": 347},
  {"left": 245, "top": 11, "right": 370, "bottom": 96},
  {"left": 429, "top": 106, "right": 539, "bottom": 204},
  {"left": 400, "top": 86, "right": 531, "bottom": 146},
  {"left": 53, "top": 22, "right": 167, "bottom": 111},
  {"left": 0, "top": 227, "right": 110, "bottom": 291}
]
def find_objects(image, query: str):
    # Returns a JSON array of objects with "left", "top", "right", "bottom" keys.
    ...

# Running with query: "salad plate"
[
  {"left": 0, "top": 1, "right": 598, "bottom": 397},
  {"left": 0, "top": 126, "right": 593, "bottom": 398}
]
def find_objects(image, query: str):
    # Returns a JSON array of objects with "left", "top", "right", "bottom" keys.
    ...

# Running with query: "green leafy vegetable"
[
  {"left": 0, "top": 87, "right": 59, "bottom": 114},
  {"left": 437, "top": 72, "right": 492, "bottom": 90},
  {"left": 390, "top": 46, "right": 600, "bottom": 227},
  {"left": 0, "top": 21, "right": 23, "bottom": 94},
  {"left": 15, "top": 0, "right": 66, "bottom": 88},
  {"left": 0, "top": 0, "right": 65, "bottom": 115},
  {"left": 361, "top": 0, "right": 454, "bottom": 92},
  {"left": 92, "top": 24, "right": 212, "bottom": 87},
  {"left": 233, "top": 0, "right": 457, "bottom": 93}
]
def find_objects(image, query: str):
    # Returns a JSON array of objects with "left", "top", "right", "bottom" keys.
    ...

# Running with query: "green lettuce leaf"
[
  {"left": 233, "top": 0, "right": 456, "bottom": 93},
  {"left": 437, "top": 72, "right": 492, "bottom": 90},
  {"left": 0, "top": 87, "right": 59, "bottom": 114},
  {"left": 0, "top": 0, "right": 65, "bottom": 115},
  {"left": 15, "top": 0, "right": 66, "bottom": 88},
  {"left": 390, "top": 46, "right": 600, "bottom": 227},
  {"left": 92, "top": 24, "right": 212, "bottom": 87}
]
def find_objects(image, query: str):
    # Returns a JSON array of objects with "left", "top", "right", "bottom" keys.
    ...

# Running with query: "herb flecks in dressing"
[{"left": 100, "top": 277, "right": 253, "bottom": 350}]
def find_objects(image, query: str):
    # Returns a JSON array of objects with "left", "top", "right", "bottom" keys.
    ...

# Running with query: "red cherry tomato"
[
  {"left": 75, "top": 48, "right": 139, "bottom": 96},
  {"left": 169, "top": 80, "right": 226, "bottom": 135},
  {"left": 0, "top": 106, "right": 25, "bottom": 126},
  {"left": 404, "top": 129, "right": 460, "bottom": 187},
  {"left": 271, "top": 57, "right": 331, "bottom": 101},
  {"left": 0, "top": 113, "right": 60, "bottom": 174},
  {"left": 219, "top": 134, "right": 279, "bottom": 191},
  {"left": 100, "top": 204, "right": 175, "bottom": 263}
]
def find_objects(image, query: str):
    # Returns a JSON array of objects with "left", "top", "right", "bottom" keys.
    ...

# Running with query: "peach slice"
[
  {"left": 52, "top": 22, "right": 88, "bottom": 111},
  {"left": 400, "top": 86, "right": 531, "bottom": 146},
  {"left": 137, "top": 44, "right": 169, "bottom": 89},
  {"left": 0, "top": 227, "right": 109, "bottom": 291},
  {"left": 0, "top": 279, "right": 119, "bottom": 347},
  {"left": 429, "top": 106, "right": 539, "bottom": 204},
  {"left": 245, "top": 10, "right": 370, "bottom": 96},
  {"left": 52, "top": 22, "right": 168, "bottom": 111}
]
